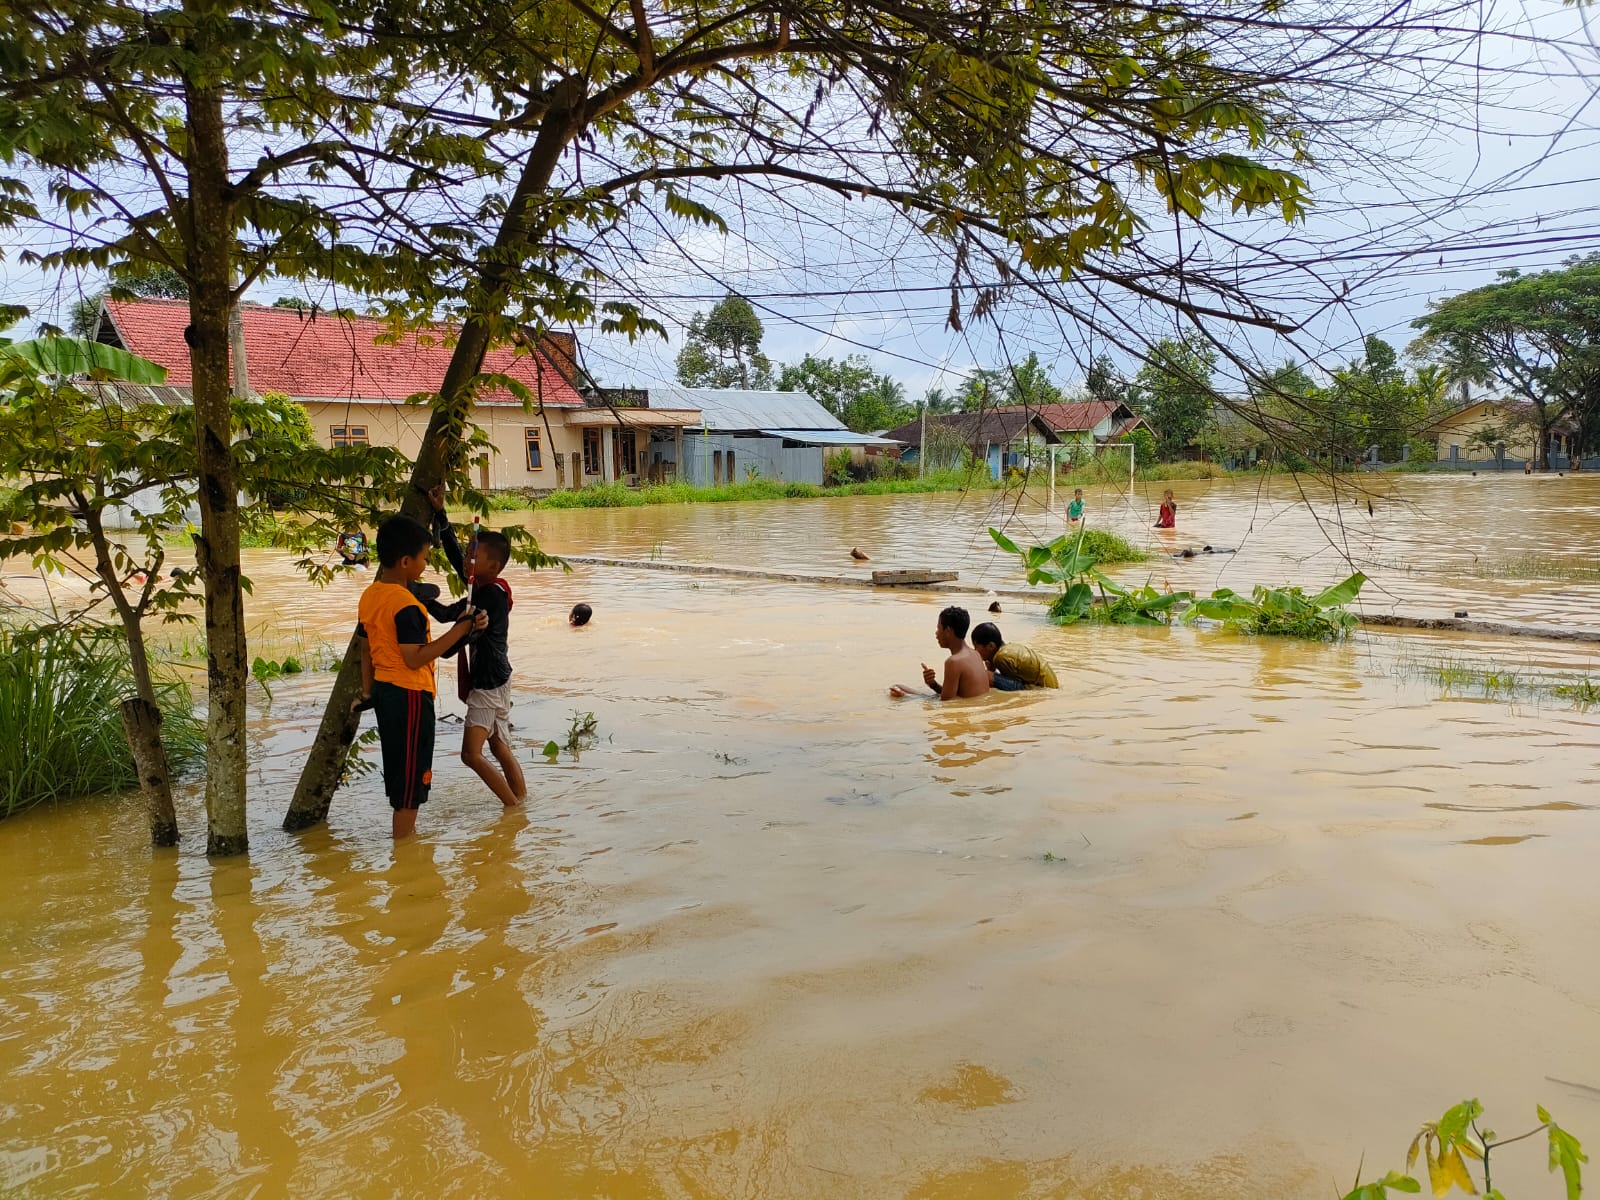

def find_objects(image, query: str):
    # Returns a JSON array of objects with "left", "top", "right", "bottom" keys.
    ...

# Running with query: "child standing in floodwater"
[
  {"left": 890, "top": 605, "right": 990, "bottom": 700},
  {"left": 1155, "top": 489, "right": 1177, "bottom": 529},
  {"left": 1068, "top": 488, "right": 1085, "bottom": 523},
  {"left": 356, "top": 515, "right": 486, "bottom": 839}
]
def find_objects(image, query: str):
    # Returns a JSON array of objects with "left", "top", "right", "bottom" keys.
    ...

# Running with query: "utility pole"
[
  {"left": 919, "top": 399, "right": 927, "bottom": 478},
  {"left": 227, "top": 272, "right": 249, "bottom": 398}
]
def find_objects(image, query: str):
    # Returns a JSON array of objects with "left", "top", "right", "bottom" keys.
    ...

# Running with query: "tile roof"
[
  {"left": 990, "top": 401, "right": 1123, "bottom": 432},
  {"left": 101, "top": 299, "right": 585, "bottom": 408},
  {"left": 643, "top": 385, "right": 845, "bottom": 430},
  {"left": 882, "top": 410, "right": 1060, "bottom": 448}
]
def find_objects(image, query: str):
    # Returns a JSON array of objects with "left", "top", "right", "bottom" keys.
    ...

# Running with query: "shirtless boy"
[{"left": 890, "top": 605, "right": 991, "bottom": 700}]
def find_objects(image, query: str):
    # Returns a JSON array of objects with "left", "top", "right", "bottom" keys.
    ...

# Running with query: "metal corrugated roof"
[
  {"left": 646, "top": 385, "right": 845, "bottom": 431},
  {"left": 760, "top": 429, "right": 902, "bottom": 446}
]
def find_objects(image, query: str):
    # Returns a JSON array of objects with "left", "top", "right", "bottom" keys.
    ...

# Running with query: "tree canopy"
[
  {"left": 676, "top": 295, "right": 773, "bottom": 389},
  {"left": 1411, "top": 256, "right": 1600, "bottom": 466}
]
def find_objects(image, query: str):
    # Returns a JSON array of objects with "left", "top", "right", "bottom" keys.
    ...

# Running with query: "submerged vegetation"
[
  {"left": 991, "top": 526, "right": 1366, "bottom": 639},
  {"left": 0, "top": 624, "right": 205, "bottom": 820},
  {"left": 1466, "top": 554, "right": 1600, "bottom": 584},
  {"left": 1388, "top": 653, "right": 1600, "bottom": 710}
]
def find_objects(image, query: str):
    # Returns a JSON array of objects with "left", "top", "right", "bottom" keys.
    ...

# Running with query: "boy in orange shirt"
[{"left": 355, "top": 514, "right": 486, "bottom": 838}]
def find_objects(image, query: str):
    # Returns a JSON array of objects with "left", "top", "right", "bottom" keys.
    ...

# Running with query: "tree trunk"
[
  {"left": 121, "top": 698, "right": 180, "bottom": 846},
  {"left": 281, "top": 631, "right": 365, "bottom": 830},
  {"left": 183, "top": 15, "right": 250, "bottom": 857},
  {"left": 83, "top": 506, "right": 181, "bottom": 845},
  {"left": 282, "top": 95, "right": 583, "bottom": 832}
]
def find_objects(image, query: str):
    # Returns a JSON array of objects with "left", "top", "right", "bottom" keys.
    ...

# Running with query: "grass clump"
[
  {"left": 1069, "top": 528, "right": 1147, "bottom": 564},
  {"left": 1468, "top": 554, "right": 1600, "bottom": 584},
  {"left": 0, "top": 624, "right": 205, "bottom": 820}
]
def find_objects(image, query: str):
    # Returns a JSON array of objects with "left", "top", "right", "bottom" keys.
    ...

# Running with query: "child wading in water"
[
  {"left": 890, "top": 605, "right": 991, "bottom": 700},
  {"left": 1067, "top": 488, "right": 1085, "bottom": 524},
  {"left": 423, "top": 487, "right": 526, "bottom": 809},
  {"left": 356, "top": 515, "right": 486, "bottom": 838},
  {"left": 970, "top": 623, "right": 1060, "bottom": 691},
  {"left": 1155, "top": 489, "right": 1177, "bottom": 529}
]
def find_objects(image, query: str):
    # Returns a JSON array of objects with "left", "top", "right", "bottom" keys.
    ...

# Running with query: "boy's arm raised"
[{"left": 394, "top": 606, "right": 486, "bottom": 671}]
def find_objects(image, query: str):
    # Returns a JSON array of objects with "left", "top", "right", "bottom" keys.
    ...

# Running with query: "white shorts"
[{"left": 463, "top": 683, "right": 513, "bottom": 743}]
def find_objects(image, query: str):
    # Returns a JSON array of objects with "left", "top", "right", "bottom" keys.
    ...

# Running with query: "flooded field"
[
  {"left": 3, "top": 475, "right": 1600, "bottom": 1198},
  {"left": 523, "top": 473, "right": 1600, "bottom": 627}
]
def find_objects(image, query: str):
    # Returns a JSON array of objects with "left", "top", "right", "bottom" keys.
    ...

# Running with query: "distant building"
[
  {"left": 642, "top": 386, "right": 899, "bottom": 485},
  {"left": 1425, "top": 398, "right": 1578, "bottom": 467},
  {"left": 990, "top": 401, "right": 1150, "bottom": 458},
  {"left": 94, "top": 298, "right": 703, "bottom": 491},
  {"left": 882, "top": 410, "right": 1061, "bottom": 479}
]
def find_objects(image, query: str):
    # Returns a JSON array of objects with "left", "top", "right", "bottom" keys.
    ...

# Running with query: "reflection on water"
[{"left": 3, "top": 480, "right": 1600, "bottom": 1197}]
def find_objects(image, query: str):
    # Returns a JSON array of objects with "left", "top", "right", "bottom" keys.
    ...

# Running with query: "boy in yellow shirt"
[
  {"left": 970, "top": 622, "right": 1059, "bottom": 691},
  {"left": 355, "top": 515, "right": 486, "bottom": 838}
]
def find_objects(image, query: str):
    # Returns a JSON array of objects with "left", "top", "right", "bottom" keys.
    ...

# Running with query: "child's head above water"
[
  {"left": 936, "top": 605, "right": 970, "bottom": 647},
  {"left": 970, "top": 621, "right": 1003, "bottom": 661},
  {"left": 375, "top": 515, "right": 433, "bottom": 578},
  {"left": 1074, "top": 488, "right": 1083, "bottom": 498},
  {"left": 570, "top": 603, "right": 593, "bottom": 627}
]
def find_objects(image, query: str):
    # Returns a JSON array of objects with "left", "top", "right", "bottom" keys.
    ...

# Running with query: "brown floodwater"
[{"left": 3, "top": 476, "right": 1600, "bottom": 1198}]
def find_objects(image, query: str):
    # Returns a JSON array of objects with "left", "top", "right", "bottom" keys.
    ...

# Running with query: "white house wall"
[{"left": 657, "top": 433, "right": 823, "bottom": 485}]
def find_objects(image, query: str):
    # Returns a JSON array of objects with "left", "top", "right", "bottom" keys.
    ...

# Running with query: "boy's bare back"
[{"left": 943, "top": 645, "right": 991, "bottom": 698}]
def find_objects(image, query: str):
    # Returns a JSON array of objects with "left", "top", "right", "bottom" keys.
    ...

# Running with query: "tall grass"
[
  {"left": 530, "top": 469, "right": 991, "bottom": 510},
  {"left": 0, "top": 625, "right": 206, "bottom": 820}
]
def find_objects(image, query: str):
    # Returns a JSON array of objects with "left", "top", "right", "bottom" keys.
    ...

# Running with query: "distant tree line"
[{"left": 679, "top": 256, "right": 1600, "bottom": 466}]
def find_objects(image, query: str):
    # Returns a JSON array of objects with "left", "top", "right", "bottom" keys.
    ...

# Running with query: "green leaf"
[
  {"left": 988, "top": 527, "right": 1023, "bottom": 557},
  {"left": 542, "top": 740, "right": 560, "bottom": 760},
  {"left": 0, "top": 337, "right": 168, "bottom": 383},
  {"left": 1547, "top": 1117, "right": 1587, "bottom": 1200},
  {"left": 1312, "top": 571, "right": 1367, "bottom": 608}
]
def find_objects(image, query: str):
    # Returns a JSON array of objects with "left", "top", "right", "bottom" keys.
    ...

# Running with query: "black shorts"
[{"left": 371, "top": 681, "right": 435, "bottom": 810}]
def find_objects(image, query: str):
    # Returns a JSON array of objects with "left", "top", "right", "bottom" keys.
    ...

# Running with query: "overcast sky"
[{"left": 3, "top": 0, "right": 1595, "bottom": 399}]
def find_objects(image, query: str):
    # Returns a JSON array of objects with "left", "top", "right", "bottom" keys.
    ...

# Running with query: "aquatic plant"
[
  {"left": 565, "top": 710, "right": 600, "bottom": 754},
  {"left": 1342, "top": 1098, "right": 1585, "bottom": 1200},
  {"left": 1183, "top": 574, "right": 1365, "bottom": 641},
  {"left": 991, "top": 526, "right": 1365, "bottom": 638},
  {"left": 0, "top": 624, "right": 204, "bottom": 821}
]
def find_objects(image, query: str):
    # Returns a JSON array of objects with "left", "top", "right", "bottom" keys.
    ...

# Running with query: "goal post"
[{"left": 1047, "top": 441, "right": 1136, "bottom": 514}]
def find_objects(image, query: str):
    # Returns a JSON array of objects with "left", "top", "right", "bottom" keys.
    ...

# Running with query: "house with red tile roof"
[
  {"left": 988, "top": 400, "right": 1151, "bottom": 457},
  {"left": 93, "top": 299, "right": 701, "bottom": 490}
]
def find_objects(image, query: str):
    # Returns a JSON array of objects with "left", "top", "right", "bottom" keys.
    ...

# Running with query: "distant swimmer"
[
  {"left": 1170, "top": 546, "right": 1235, "bottom": 559},
  {"left": 850, "top": 547, "right": 870, "bottom": 561}
]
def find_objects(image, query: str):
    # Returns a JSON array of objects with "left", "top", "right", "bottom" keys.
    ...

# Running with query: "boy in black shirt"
[{"left": 421, "top": 486, "right": 526, "bottom": 808}]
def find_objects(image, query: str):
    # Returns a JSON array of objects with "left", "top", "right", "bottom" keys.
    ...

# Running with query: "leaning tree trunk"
[
  {"left": 83, "top": 507, "right": 181, "bottom": 846},
  {"left": 283, "top": 93, "right": 582, "bottom": 831},
  {"left": 184, "top": 19, "right": 250, "bottom": 857},
  {"left": 121, "top": 698, "right": 179, "bottom": 846}
]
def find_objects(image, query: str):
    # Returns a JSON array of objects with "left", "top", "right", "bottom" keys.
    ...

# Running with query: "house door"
[{"left": 478, "top": 455, "right": 490, "bottom": 491}]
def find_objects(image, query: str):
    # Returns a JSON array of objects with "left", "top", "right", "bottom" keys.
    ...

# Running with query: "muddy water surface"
[{"left": 3, "top": 477, "right": 1600, "bottom": 1198}]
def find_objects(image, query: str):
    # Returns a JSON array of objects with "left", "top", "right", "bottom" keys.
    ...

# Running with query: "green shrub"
[
  {"left": 0, "top": 625, "right": 205, "bottom": 820},
  {"left": 1068, "top": 529, "right": 1147, "bottom": 564}
]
